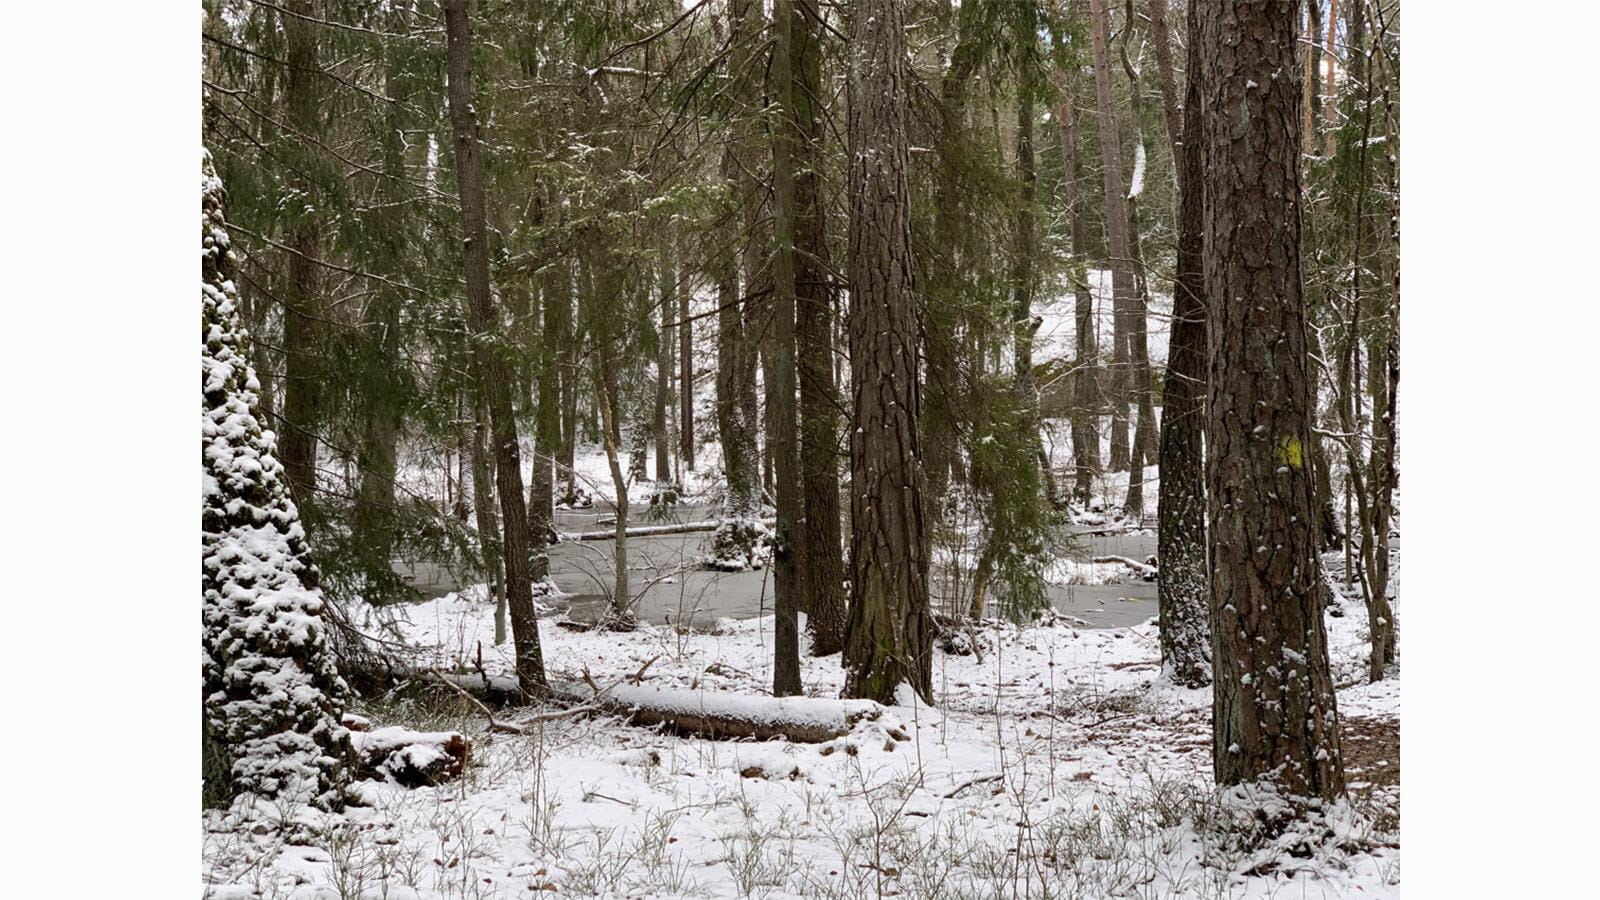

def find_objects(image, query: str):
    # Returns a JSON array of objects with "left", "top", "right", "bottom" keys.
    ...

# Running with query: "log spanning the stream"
[
  {"left": 560, "top": 518, "right": 776, "bottom": 542},
  {"left": 427, "top": 670, "right": 884, "bottom": 743}
]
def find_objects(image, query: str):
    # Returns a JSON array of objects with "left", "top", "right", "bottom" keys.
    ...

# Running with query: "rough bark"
[
  {"left": 1089, "top": 0, "right": 1136, "bottom": 472},
  {"left": 842, "top": 0, "right": 932, "bottom": 706},
  {"left": 443, "top": 0, "right": 548, "bottom": 698},
  {"left": 1201, "top": 0, "right": 1342, "bottom": 799},
  {"left": 1155, "top": 0, "right": 1211, "bottom": 688},
  {"left": 1145, "top": 0, "right": 1184, "bottom": 169}
]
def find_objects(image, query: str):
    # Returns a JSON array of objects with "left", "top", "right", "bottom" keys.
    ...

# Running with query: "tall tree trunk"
[
  {"left": 469, "top": 392, "right": 505, "bottom": 645},
  {"left": 654, "top": 252, "right": 674, "bottom": 484},
  {"left": 1088, "top": 0, "right": 1135, "bottom": 472},
  {"left": 353, "top": 35, "right": 408, "bottom": 588},
  {"left": 1012, "top": 91, "right": 1057, "bottom": 505},
  {"left": 443, "top": 0, "right": 547, "bottom": 698},
  {"left": 842, "top": 0, "right": 932, "bottom": 706},
  {"left": 769, "top": 0, "right": 803, "bottom": 695},
  {"left": 278, "top": 0, "right": 324, "bottom": 512},
  {"left": 678, "top": 233, "right": 695, "bottom": 472},
  {"left": 793, "top": 0, "right": 847, "bottom": 656},
  {"left": 595, "top": 343, "right": 633, "bottom": 623},
  {"left": 1302, "top": 0, "right": 1323, "bottom": 156},
  {"left": 1145, "top": 0, "right": 1183, "bottom": 169},
  {"left": 530, "top": 246, "right": 565, "bottom": 579},
  {"left": 1119, "top": 19, "right": 1158, "bottom": 519},
  {"left": 1155, "top": 0, "right": 1211, "bottom": 688},
  {"left": 1201, "top": 0, "right": 1342, "bottom": 799},
  {"left": 709, "top": 0, "right": 767, "bottom": 568},
  {"left": 1055, "top": 41, "right": 1102, "bottom": 504},
  {"left": 1324, "top": 0, "right": 1342, "bottom": 157}
]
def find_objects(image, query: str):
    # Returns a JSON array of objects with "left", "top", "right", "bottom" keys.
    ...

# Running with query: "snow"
[{"left": 203, "top": 547, "right": 1399, "bottom": 898}]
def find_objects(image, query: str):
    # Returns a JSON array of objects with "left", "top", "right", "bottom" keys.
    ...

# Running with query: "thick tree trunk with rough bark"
[
  {"left": 443, "top": 0, "right": 547, "bottom": 698},
  {"left": 1201, "top": 0, "right": 1342, "bottom": 799},
  {"left": 842, "top": 0, "right": 932, "bottom": 706},
  {"left": 1089, "top": 0, "right": 1135, "bottom": 472},
  {"left": 791, "top": 0, "right": 846, "bottom": 657},
  {"left": 1156, "top": 0, "right": 1211, "bottom": 688}
]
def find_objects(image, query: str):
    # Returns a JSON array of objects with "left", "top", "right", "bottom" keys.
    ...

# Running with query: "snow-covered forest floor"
[{"left": 201, "top": 547, "right": 1398, "bottom": 899}]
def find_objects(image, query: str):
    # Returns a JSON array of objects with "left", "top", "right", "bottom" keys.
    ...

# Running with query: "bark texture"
[
  {"left": 443, "top": 0, "right": 548, "bottom": 698},
  {"left": 1155, "top": 0, "right": 1211, "bottom": 688},
  {"left": 1201, "top": 0, "right": 1342, "bottom": 799},
  {"left": 842, "top": 0, "right": 932, "bottom": 706}
]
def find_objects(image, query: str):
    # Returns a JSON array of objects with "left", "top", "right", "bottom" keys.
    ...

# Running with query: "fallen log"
[
  {"left": 360, "top": 665, "right": 886, "bottom": 744},
  {"left": 1091, "top": 555, "right": 1158, "bottom": 580},
  {"left": 561, "top": 517, "right": 776, "bottom": 542},
  {"left": 350, "top": 726, "right": 470, "bottom": 787},
  {"left": 599, "top": 684, "right": 887, "bottom": 743}
]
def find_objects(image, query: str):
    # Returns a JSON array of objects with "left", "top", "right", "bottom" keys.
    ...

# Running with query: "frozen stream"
[{"left": 396, "top": 504, "right": 1159, "bottom": 630}]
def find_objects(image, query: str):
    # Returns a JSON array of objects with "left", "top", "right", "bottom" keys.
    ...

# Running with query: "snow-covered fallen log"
[
  {"left": 597, "top": 684, "right": 887, "bottom": 743},
  {"left": 560, "top": 517, "right": 777, "bottom": 542},
  {"left": 350, "top": 727, "right": 470, "bottom": 787},
  {"left": 1091, "top": 555, "right": 1159, "bottom": 580}
]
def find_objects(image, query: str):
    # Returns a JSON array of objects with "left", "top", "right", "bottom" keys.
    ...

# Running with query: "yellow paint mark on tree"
[{"left": 1277, "top": 436, "right": 1304, "bottom": 469}]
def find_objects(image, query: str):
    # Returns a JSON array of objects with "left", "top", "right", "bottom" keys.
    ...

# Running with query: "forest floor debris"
[{"left": 203, "top": 554, "right": 1398, "bottom": 899}]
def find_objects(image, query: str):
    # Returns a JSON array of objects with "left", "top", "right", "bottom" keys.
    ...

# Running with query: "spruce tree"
[{"left": 202, "top": 150, "right": 353, "bottom": 812}]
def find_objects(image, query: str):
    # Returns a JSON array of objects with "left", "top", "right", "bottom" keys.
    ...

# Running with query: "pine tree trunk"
[
  {"left": 792, "top": 0, "right": 846, "bottom": 657},
  {"left": 595, "top": 344, "right": 633, "bottom": 624},
  {"left": 709, "top": 0, "right": 767, "bottom": 568},
  {"left": 842, "top": 0, "right": 932, "bottom": 706},
  {"left": 1055, "top": 52, "right": 1102, "bottom": 504},
  {"left": 678, "top": 233, "right": 695, "bottom": 472},
  {"left": 1012, "top": 92, "right": 1057, "bottom": 506},
  {"left": 655, "top": 253, "right": 674, "bottom": 485},
  {"left": 1120, "top": 17, "right": 1157, "bottom": 519},
  {"left": 1155, "top": 0, "right": 1211, "bottom": 688},
  {"left": 1089, "top": 0, "right": 1135, "bottom": 473},
  {"left": 1145, "top": 0, "right": 1183, "bottom": 169},
  {"left": 530, "top": 250, "right": 565, "bottom": 580},
  {"left": 278, "top": 0, "right": 324, "bottom": 511},
  {"left": 443, "top": 0, "right": 547, "bottom": 698},
  {"left": 769, "top": 0, "right": 803, "bottom": 695},
  {"left": 469, "top": 393, "right": 506, "bottom": 645},
  {"left": 1201, "top": 0, "right": 1342, "bottom": 799}
]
